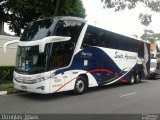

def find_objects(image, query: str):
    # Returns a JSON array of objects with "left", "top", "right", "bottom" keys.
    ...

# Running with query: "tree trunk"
[
  {"left": 0, "top": 21, "right": 4, "bottom": 35},
  {"left": 53, "top": 0, "right": 60, "bottom": 16}
]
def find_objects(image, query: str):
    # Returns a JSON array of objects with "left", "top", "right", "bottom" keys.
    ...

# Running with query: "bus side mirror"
[
  {"left": 3, "top": 40, "right": 19, "bottom": 53},
  {"left": 39, "top": 36, "right": 71, "bottom": 53}
]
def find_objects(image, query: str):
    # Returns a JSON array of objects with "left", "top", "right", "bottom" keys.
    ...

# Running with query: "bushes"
[{"left": 0, "top": 66, "right": 15, "bottom": 81}]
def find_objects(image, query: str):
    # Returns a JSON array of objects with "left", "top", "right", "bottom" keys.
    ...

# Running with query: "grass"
[
  {"left": 0, "top": 87, "right": 15, "bottom": 93},
  {"left": 0, "top": 80, "right": 25, "bottom": 94},
  {"left": 0, "top": 80, "right": 12, "bottom": 84},
  {"left": 0, "top": 79, "right": 14, "bottom": 93}
]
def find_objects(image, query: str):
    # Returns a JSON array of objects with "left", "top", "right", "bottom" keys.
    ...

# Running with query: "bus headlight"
[
  {"left": 14, "top": 76, "right": 50, "bottom": 84},
  {"left": 34, "top": 76, "right": 50, "bottom": 83}
]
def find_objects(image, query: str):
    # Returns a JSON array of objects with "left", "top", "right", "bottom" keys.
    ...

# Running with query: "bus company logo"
[
  {"left": 81, "top": 52, "right": 92, "bottom": 59},
  {"left": 115, "top": 51, "right": 136, "bottom": 60}
]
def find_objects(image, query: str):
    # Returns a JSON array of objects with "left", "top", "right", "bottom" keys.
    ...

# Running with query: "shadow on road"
[
  {"left": 17, "top": 80, "right": 149, "bottom": 101},
  {"left": 87, "top": 80, "right": 148, "bottom": 93},
  {"left": 18, "top": 91, "right": 73, "bottom": 101}
]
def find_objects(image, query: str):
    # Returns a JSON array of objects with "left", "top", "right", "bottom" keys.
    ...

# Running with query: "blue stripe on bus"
[{"left": 54, "top": 47, "right": 129, "bottom": 85}]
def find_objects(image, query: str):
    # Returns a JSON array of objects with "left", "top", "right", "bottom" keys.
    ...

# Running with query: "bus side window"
[
  {"left": 81, "top": 33, "right": 93, "bottom": 48},
  {"left": 51, "top": 20, "right": 85, "bottom": 69},
  {"left": 81, "top": 26, "right": 94, "bottom": 49},
  {"left": 81, "top": 25, "right": 104, "bottom": 49}
]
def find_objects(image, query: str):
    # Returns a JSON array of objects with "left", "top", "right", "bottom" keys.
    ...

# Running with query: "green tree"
[
  {"left": 0, "top": 0, "right": 8, "bottom": 34},
  {"left": 101, "top": 0, "right": 160, "bottom": 26},
  {"left": 1, "top": 0, "right": 85, "bottom": 36},
  {"left": 141, "top": 29, "right": 160, "bottom": 42},
  {"left": 0, "top": 0, "right": 8, "bottom": 22}
]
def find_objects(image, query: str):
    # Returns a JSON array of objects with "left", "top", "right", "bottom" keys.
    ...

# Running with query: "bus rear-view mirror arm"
[
  {"left": 3, "top": 40, "right": 19, "bottom": 53},
  {"left": 39, "top": 36, "right": 71, "bottom": 53},
  {"left": 3, "top": 36, "right": 71, "bottom": 53}
]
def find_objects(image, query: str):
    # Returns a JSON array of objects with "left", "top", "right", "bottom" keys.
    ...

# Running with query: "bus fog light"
[{"left": 37, "top": 86, "right": 45, "bottom": 90}]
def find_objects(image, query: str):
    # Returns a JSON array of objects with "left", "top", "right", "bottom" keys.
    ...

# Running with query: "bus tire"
[
  {"left": 135, "top": 73, "right": 141, "bottom": 84},
  {"left": 154, "top": 74, "right": 158, "bottom": 80},
  {"left": 74, "top": 76, "right": 87, "bottom": 95},
  {"left": 129, "top": 74, "right": 135, "bottom": 85}
]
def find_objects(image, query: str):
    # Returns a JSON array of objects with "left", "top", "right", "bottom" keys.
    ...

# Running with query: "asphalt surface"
[{"left": 0, "top": 79, "right": 160, "bottom": 114}]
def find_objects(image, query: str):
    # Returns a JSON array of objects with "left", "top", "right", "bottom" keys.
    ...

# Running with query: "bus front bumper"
[{"left": 13, "top": 79, "right": 51, "bottom": 94}]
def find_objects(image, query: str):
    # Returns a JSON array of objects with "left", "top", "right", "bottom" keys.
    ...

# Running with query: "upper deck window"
[
  {"left": 81, "top": 25, "right": 139, "bottom": 52},
  {"left": 20, "top": 18, "right": 55, "bottom": 41},
  {"left": 50, "top": 20, "right": 84, "bottom": 69}
]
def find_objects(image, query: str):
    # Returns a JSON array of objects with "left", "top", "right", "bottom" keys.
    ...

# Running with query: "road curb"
[
  {"left": 0, "top": 83, "right": 13, "bottom": 89},
  {"left": 8, "top": 91, "right": 27, "bottom": 95},
  {"left": 0, "top": 91, "right": 7, "bottom": 95}
]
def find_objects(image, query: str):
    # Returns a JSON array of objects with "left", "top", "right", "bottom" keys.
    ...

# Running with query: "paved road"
[{"left": 0, "top": 79, "right": 160, "bottom": 114}]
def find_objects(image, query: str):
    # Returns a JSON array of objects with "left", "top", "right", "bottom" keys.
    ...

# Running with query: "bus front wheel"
[{"left": 74, "top": 76, "right": 87, "bottom": 95}]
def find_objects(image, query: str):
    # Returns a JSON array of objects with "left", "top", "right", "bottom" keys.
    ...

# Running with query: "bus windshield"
[
  {"left": 16, "top": 18, "right": 85, "bottom": 73},
  {"left": 15, "top": 45, "right": 49, "bottom": 74},
  {"left": 20, "top": 18, "right": 55, "bottom": 41}
]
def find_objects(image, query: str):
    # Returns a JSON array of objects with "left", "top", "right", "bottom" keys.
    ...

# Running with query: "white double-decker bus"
[{"left": 4, "top": 16, "right": 150, "bottom": 94}]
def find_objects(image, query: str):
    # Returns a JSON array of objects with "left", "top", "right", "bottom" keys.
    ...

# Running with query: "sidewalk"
[
  {"left": 0, "top": 83, "right": 13, "bottom": 89},
  {"left": 0, "top": 83, "right": 25, "bottom": 95},
  {"left": 0, "top": 83, "right": 13, "bottom": 95}
]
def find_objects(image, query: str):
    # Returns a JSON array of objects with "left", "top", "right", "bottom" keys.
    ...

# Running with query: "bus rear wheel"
[
  {"left": 74, "top": 76, "right": 87, "bottom": 95},
  {"left": 129, "top": 74, "right": 135, "bottom": 85},
  {"left": 154, "top": 74, "right": 158, "bottom": 80},
  {"left": 135, "top": 73, "right": 141, "bottom": 84}
]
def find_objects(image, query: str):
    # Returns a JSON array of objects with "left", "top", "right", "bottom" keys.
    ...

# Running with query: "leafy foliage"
[
  {"left": 1, "top": 0, "right": 85, "bottom": 36},
  {"left": 58, "top": 0, "right": 86, "bottom": 17},
  {"left": 0, "top": 66, "right": 15, "bottom": 81},
  {"left": 141, "top": 29, "right": 160, "bottom": 42},
  {"left": 101, "top": 0, "right": 160, "bottom": 26},
  {"left": 0, "top": 0, "right": 8, "bottom": 21},
  {"left": 139, "top": 13, "right": 152, "bottom": 26},
  {"left": 102, "top": 0, "right": 138, "bottom": 11}
]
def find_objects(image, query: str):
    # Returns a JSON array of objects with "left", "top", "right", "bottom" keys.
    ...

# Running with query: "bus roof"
[
  {"left": 34, "top": 16, "right": 86, "bottom": 23},
  {"left": 32, "top": 16, "right": 149, "bottom": 44},
  {"left": 87, "top": 22, "right": 149, "bottom": 44}
]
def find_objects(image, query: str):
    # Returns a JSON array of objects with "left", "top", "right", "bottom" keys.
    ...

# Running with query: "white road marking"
[{"left": 120, "top": 92, "right": 136, "bottom": 98}]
